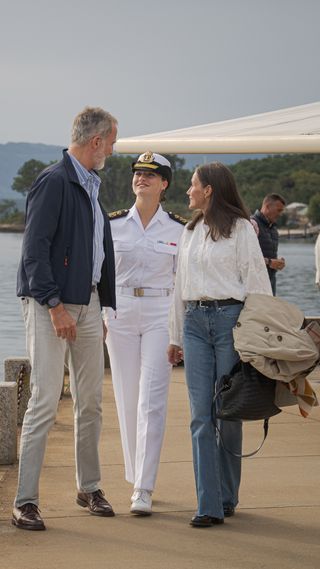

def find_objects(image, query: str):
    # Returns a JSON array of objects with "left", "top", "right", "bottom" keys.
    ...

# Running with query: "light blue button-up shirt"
[{"left": 68, "top": 152, "right": 105, "bottom": 284}]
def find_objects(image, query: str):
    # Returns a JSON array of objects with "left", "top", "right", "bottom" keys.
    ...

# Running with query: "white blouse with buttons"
[
  {"left": 109, "top": 205, "right": 185, "bottom": 290},
  {"left": 169, "top": 217, "right": 273, "bottom": 346}
]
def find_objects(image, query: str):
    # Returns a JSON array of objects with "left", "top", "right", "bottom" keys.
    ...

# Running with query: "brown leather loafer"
[
  {"left": 190, "top": 514, "right": 224, "bottom": 527},
  {"left": 12, "top": 503, "right": 46, "bottom": 531},
  {"left": 76, "top": 489, "right": 115, "bottom": 517}
]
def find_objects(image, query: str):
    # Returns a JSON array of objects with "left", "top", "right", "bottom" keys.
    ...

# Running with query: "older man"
[
  {"left": 251, "top": 193, "right": 286, "bottom": 295},
  {"left": 13, "top": 107, "right": 117, "bottom": 530}
]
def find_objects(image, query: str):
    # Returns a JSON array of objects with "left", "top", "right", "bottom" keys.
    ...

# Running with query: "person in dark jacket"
[
  {"left": 12, "top": 107, "right": 117, "bottom": 531},
  {"left": 251, "top": 193, "right": 286, "bottom": 295}
]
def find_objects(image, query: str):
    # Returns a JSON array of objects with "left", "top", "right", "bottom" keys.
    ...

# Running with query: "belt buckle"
[
  {"left": 199, "top": 300, "right": 207, "bottom": 308},
  {"left": 134, "top": 287, "right": 144, "bottom": 297}
]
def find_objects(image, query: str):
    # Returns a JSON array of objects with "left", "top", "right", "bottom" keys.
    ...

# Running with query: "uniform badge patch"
[
  {"left": 167, "top": 212, "right": 188, "bottom": 225},
  {"left": 108, "top": 209, "right": 129, "bottom": 219}
]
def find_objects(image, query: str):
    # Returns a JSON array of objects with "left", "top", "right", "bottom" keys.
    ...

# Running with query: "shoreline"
[
  {"left": 0, "top": 223, "right": 318, "bottom": 241},
  {"left": 0, "top": 224, "right": 317, "bottom": 239},
  {"left": 0, "top": 224, "right": 24, "bottom": 233}
]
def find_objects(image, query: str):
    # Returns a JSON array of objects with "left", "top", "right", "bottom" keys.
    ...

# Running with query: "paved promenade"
[{"left": 1, "top": 367, "right": 320, "bottom": 569}]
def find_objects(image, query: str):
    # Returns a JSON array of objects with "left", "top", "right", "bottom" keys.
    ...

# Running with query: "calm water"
[
  {"left": 0, "top": 234, "right": 319, "bottom": 369},
  {"left": 1, "top": 233, "right": 26, "bottom": 368}
]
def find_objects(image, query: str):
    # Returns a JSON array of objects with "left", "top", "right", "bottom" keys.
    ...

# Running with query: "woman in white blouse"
[{"left": 168, "top": 162, "right": 272, "bottom": 528}]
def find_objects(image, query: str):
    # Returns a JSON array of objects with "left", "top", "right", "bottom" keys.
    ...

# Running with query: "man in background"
[
  {"left": 251, "top": 193, "right": 286, "bottom": 295},
  {"left": 13, "top": 107, "right": 117, "bottom": 531}
]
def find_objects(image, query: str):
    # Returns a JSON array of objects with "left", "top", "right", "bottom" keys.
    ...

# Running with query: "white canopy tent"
[{"left": 115, "top": 102, "right": 320, "bottom": 155}]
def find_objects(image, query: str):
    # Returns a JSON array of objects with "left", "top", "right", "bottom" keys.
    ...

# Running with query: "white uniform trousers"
[
  {"left": 106, "top": 294, "right": 172, "bottom": 492},
  {"left": 15, "top": 292, "right": 104, "bottom": 507}
]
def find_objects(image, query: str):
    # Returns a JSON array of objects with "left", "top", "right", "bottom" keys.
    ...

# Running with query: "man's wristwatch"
[{"left": 47, "top": 297, "right": 61, "bottom": 309}]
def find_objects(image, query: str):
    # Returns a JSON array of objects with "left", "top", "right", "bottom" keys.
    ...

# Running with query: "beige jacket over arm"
[{"left": 233, "top": 293, "right": 319, "bottom": 416}]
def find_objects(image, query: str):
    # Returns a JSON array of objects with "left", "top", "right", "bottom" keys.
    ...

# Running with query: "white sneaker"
[
  {"left": 130, "top": 489, "right": 140, "bottom": 503},
  {"left": 130, "top": 489, "right": 152, "bottom": 516}
]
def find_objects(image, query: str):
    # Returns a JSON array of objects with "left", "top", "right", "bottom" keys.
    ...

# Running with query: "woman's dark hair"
[{"left": 187, "top": 162, "right": 249, "bottom": 240}]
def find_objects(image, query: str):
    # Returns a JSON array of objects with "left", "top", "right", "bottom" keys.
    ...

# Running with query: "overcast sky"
[{"left": 1, "top": 0, "right": 319, "bottom": 146}]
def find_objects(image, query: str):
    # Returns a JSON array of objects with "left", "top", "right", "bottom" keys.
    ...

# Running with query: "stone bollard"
[
  {"left": 0, "top": 381, "right": 17, "bottom": 464},
  {"left": 4, "top": 357, "right": 31, "bottom": 425}
]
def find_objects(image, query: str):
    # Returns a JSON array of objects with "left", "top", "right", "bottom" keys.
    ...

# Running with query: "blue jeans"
[{"left": 183, "top": 301, "right": 243, "bottom": 518}]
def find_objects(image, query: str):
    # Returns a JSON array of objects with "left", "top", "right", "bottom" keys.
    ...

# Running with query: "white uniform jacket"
[{"left": 108, "top": 205, "right": 185, "bottom": 292}]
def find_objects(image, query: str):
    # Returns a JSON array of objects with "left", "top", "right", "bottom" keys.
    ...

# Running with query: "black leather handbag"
[
  {"left": 216, "top": 360, "right": 281, "bottom": 421},
  {"left": 212, "top": 361, "right": 281, "bottom": 457}
]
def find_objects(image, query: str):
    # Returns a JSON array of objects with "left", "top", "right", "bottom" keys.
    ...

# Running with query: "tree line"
[{"left": 1, "top": 153, "right": 320, "bottom": 224}]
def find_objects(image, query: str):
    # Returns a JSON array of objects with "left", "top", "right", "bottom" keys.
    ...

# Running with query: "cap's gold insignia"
[{"left": 141, "top": 151, "right": 154, "bottom": 163}]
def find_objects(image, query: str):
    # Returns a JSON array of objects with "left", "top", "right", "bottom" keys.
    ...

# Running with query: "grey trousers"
[{"left": 15, "top": 292, "right": 104, "bottom": 507}]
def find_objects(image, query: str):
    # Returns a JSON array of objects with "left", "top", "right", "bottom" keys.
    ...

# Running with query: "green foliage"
[
  {"left": 0, "top": 199, "right": 24, "bottom": 224},
  {"left": 8, "top": 152, "right": 320, "bottom": 226},
  {"left": 0, "top": 199, "right": 16, "bottom": 217},
  {"left": 230, "top": 153, "right": 320, "bottom": 215},
  {"left": 165, "top": 166, "right": 192, "bottom": 217},
  {"left": 239, "top": 179, "right": 283, "bottom": 213},
  {"left": 12, "top": 159, "right": 52, "bottom": 195},
  {"left": 4, "top": 210, "right": 25, "bottom": 224},
  {"left": 290, "top": 170, "right": 320, "bottom": 203},
  {"left": 308, "top": 193, "right": 320, "bottom": 224},
  {"left": 99, "top": 155, "right": 133, "bottom": 211}
]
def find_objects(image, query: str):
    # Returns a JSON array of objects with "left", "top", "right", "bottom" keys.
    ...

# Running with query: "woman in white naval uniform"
[{"left": 104, "top": 152, "right": 185, "bottom": 515}]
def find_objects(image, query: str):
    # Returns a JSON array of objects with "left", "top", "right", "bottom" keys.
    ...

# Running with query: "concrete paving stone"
[
  {"left": 241, "top": 455, "right": 320, "bottom": 508},
  {"left": 241, "top": 420, "right": 320, "bottom": 457},
  {"left": 0, "top": 461, "right": 196, "bottom": 519},
  {"left": 1, "top": 367, "right": 320, "bottom": 569},
  {"left": 0, "top": 508, "right": 319, "bottom": 569}
]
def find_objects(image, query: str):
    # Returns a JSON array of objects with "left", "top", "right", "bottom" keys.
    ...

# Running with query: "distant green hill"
[
  {"left": 0, "top": 142, "right": 267, "bottom": 200},
  {"left": 229, "top": 153, "right": 320, "bottom": 211},
  {"left": 0, "top": 142, "right": 63, "bottom": 199},
  {"left": 2, "top": 144, "right": 319, "bottom": 221}
]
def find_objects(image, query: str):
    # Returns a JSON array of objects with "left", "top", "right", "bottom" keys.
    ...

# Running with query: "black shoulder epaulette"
[
  {"left": 167, "top": 212, "right": 188, "bottom": 225},
  {"left": 108, "top": 209, "right": 129, "bottom": 220}
]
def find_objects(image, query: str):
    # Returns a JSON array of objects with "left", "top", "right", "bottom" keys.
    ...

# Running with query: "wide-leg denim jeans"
[{"left": 183, "top": 301, "right": 243, "bottom": 518}]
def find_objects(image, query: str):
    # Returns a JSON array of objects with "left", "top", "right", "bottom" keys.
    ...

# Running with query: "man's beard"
[{"left": 93, "top": 151, "right": 106, "bottom": 170}]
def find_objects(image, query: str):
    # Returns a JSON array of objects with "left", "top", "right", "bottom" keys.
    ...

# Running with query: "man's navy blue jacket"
[
  {"left": 17, "top": 150, "right": 116, "bottom": 309},
  {"left": 251, "top": 209, "right": 278, "bottom": 294}
]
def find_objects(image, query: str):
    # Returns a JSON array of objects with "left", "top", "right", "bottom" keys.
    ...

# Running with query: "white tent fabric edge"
[
  {"left": 115, "top": 135, "right": 320, "bottom": 154},
  {"left": 115, "top": 102, "right": 320, "bottom": 154}
]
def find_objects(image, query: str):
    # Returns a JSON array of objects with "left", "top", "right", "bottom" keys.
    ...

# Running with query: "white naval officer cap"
[{"left": 132, "top": 151, "right": 172, "bottom": 187}]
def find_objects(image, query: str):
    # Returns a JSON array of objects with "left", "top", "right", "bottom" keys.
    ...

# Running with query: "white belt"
[{"left": 117, "top": 286, "right": 172, "bottom": 297}]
